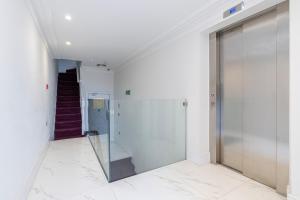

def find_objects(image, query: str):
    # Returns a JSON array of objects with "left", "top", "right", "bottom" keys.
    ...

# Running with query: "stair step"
[
  {"left": 57, "top": 101, "right": 80, "bottom": 108},
  {"left": 55, "top": 127, "right": 82, "bottom": 140},
  {"left": 58, "top": 79, "right": 78, "bottom": 83},
  {"left": 58, "top": 87, "right": 79, "bottom": 90},
  {"left": 56, "top": 113, "right": 81, "bottom": 121},
  {"left": 58, "top": 77, "right": 77, "bottom": 81},
  {"left": 57, "top": 96, "right": 80, "bottom": 102},
  {"left": 58, "top": 88, "right": 78, "bottom": 91},
  {"left": 57, "top": 90, "right": 79, "bottom": 96},
  {"left": 58, "top": 83, "right": 78, "bottom": 86},
  {"left": 56, "top": 107, "right": 80, "bottom": 114},
  {"left": 59, "top": 72, "right": 77, "bottom": 77},
  {"left": 56, "top": 119, "right": 82, "bottom": 124},
  {"left": 59, "top": 72, "right": 76, "bottom": 75},
  {"left": 58, "top": 85, "right": 79, "bottom": 90},
  {"left": 55, "top": 134, "right": 84, "bottom": 140},
  {"left": 58, "top": 80, "right": 78, "bottom": 84},
  {"left": 58, "top": 88, "right": 79, "bottom": 91},
  {"left": 57, "top": 94, "right": 79, "bottom": 97},
  {"left": 55, "top": 127, "right": 81, "bottom": 133},
  {"left": 55, "top": 120, "right": 81, "bottom": 129},
  {"left": 58, "top": 77, "right": 77, "bottom": 80},
  {"left": 58, "top": 74, "right": 77, "bottom": 78}
]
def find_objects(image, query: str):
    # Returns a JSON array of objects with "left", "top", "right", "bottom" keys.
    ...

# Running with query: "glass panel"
[
  {"left": 87, "top": 98, "right": 110, "bottom": 179},
  {"left": 110, "top": 99, "right": 186, "bottom": 181},
  {"left": 87, "top": 98, "right": 186, "bottom": 182}
]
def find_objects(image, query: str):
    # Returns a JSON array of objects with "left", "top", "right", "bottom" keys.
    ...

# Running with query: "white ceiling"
[{"left": 30, "top": 0, "right": 215, "bottom": 68}]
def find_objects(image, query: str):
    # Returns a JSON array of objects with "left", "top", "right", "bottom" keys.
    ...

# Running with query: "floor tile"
[{"left": 27, "top": 137, "right": 285, "bottom": 200}]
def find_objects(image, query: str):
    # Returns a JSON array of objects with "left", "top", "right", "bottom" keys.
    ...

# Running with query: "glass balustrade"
[
  {"left": 87, "top": 98, "right": 110, "bottom": 179},
  {"left": 87, "top": 99, "right": 187, "bottom": 182}
]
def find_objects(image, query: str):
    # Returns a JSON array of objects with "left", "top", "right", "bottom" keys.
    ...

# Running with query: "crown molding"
[
  {"left": 24, "top": 0, "right": 60, "bottom": 58},
  {"left": 24, "top": 0, "right": 54, "bottom": 57},
  {"left": 113, "top": 0, "right": 231, "bottom": 71},
  {"left": 114, "top": 0, "right": 284, "bottom": 72},
  {"left": 25, "top": 0, "right": 282, "bottom": 71},
  {"left": 24, "top": 0, "right": 231, "bottom": 69}
]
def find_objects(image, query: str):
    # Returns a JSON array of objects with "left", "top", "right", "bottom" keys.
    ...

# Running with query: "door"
[
  {"left": 220, "top": 26, "right": 243, "bottom": 172},
  {"left": 242, "top": 9, "right": 277, "bottom": 188},
  {"left": 88, "top": 98, "right": 110, "bottom": 135},
  {"left": 219, "top": 2, "right": 289, "bottom": 191}
]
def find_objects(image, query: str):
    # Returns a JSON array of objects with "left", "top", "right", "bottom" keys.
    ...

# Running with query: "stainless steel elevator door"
[
  {"left": 220, "top": 9, "right": 278, "bottom": 188},
  {"left": 220, "top": 26, "right": 243, "bottom": 172},
  {"left": 242, "top": 10, "right": 277, "bottom": 188},
  {"left": 215, "top": 1, "right": 289, "bottom": 194}
]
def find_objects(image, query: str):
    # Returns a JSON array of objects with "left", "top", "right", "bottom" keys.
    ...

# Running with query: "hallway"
[
  {"left": 2, "top": 0, "right": 300, "bottom": 199},
  {"left": 28, "top": 138, "right": 285, "bottom": 200}
]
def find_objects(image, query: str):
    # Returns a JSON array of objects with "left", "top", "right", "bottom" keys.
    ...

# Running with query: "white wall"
[
  {"left": 114, "top": 0, "right": 287, "bottom": 166},
  {"left": 79, "top": 66, "right": 114, "bottom": 136},
  {"left": 115, "top": 32, "right": 210, "bottom": 164},
  {"left": 0, "top": 0, "right": 57, "bottom": 200},
  {"left": 80, "top": 67, "right": 114, "bottom": 95},
  {"left": 289, "top": 1, "right": 300, "bottom": 199}
]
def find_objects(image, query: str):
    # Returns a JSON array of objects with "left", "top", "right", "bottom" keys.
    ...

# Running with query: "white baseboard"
[
  {"left": 21, "top": 140, "right": 50, "bottom": 200},
  {"left": 287, "top": 184, "right": 299, "bottom": 200}
]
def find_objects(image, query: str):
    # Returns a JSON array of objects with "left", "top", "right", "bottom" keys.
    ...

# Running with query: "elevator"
[{"left": 209, "top": 1, "right": 289, "bottom": 195}]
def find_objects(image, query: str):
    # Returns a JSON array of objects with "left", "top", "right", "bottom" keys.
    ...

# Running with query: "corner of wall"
[
  {"left": 188, "top": 152, "right": 211, "bottom": 166},
  {"left": 287, "top": 185, "right": 299, "bottom": 200}
]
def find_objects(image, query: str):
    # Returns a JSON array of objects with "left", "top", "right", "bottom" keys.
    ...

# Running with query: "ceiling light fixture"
[
  {"left": 65, "top": 41, "right": 72, "bottom": 46},
  {"left": 65, "top": 14, "right": 72, "bottom": 21}
]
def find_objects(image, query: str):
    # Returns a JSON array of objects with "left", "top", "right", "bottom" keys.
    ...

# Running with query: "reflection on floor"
[{"left": 27, "top": 137, "right": 285, "bottom": 200}]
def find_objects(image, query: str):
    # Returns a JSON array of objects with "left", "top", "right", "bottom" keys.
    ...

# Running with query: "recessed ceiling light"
[
  {"left": 65, "top": 14, "right": 72, "bottom": 21},
  {"left": 65, "top": 41, "right": 72, "bottom": 46}
]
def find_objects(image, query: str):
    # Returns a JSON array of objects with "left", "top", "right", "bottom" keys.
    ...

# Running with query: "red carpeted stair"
[{"left": 55, "top": 69, "right": 83, "bottom": 140}]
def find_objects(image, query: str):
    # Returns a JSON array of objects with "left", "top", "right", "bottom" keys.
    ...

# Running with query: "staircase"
[{"left": 55, "top": 68, "right": 82, "bottom": 140}]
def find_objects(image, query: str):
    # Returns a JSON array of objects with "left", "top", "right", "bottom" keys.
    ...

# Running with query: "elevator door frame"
[{"left": 209, "top": 1, "right": 289, "bottom": 195}]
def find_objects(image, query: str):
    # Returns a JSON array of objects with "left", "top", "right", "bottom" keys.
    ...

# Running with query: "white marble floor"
[{"left": 27, "top": 137, "right": 286, "bottom": 200}]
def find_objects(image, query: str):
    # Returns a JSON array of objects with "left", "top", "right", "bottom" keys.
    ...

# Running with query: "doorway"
[
  {"left": 209, "top": 1, "right": 289, "bottom": 195},
  {"left": 88, "top": 98, "right": 110, "bottom": 135}
]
